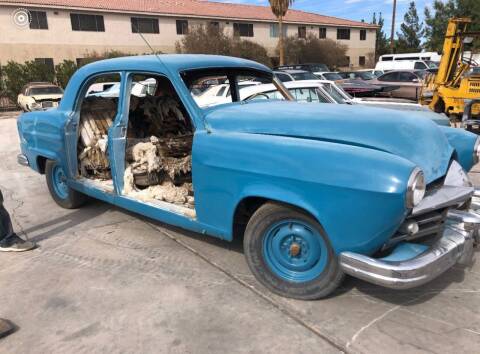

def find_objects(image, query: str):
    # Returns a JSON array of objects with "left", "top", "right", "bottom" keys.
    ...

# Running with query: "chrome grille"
[{"left": 384, "top": 208, "right": 448, "bottom": 250}]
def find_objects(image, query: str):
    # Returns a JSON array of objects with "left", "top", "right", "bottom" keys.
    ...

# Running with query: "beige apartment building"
[{"left": 0, "top": 0, "right": 378, "bottom": 69}]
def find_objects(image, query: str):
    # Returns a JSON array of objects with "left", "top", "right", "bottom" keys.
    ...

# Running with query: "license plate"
[{"left": 41, "top": 101, "right": 53, "bottom": 108}]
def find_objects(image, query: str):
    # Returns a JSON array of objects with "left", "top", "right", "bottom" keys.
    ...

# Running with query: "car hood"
[{"left": 204, "top": 101, "right": 453, "bottom": 183}]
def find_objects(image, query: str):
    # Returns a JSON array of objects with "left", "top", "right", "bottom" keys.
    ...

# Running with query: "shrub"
[
  {"left": 176, "top": 24, "right": 272, "bottom": 67},
  {"left": 55, "top": 60, "right": 78, "bottom": 88},
  {"left": 281, "top": 34, "right": 348, "bottom": 70},
  {"left": 2, "top": 60, "right": 55, "bottom": 101}
]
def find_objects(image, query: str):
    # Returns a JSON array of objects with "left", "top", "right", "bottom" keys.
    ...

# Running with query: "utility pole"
[{"left": 390, "top": 0, "right": 396, "bottom": 53}]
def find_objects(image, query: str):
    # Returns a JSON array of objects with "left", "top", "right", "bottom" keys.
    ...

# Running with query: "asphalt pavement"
[{"left": 1, "top": 113, "right": 479, "bottom": 353}]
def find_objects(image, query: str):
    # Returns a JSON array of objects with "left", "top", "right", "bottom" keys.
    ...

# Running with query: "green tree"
[
  {"left": 372, "top": 12, "right": 389, "bottom": 60},
  {"left": 424, "top": 0, "right": 456, "bottom": 52},
  {"left": 396, "top": 2, "right": 424, "bottom": 53},
  {"left": 268, "top": 0, "right": 294, "bottom": 65}
]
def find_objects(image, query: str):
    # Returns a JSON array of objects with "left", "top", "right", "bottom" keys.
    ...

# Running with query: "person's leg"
[{"left": 0, "top": 190, "right": 35, "bottom": 252}]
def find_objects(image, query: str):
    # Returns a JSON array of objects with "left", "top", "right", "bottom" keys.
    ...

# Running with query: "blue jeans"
[{"left": 0, "top": 190, "right": 15, "bottom": 244}]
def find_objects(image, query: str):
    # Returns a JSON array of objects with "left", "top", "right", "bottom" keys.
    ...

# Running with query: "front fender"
[
  {"left": 193, "top": 131, "right": 415, "bottom": 255},
  {"left": 439, "top": 126, "right": 477, "bottom": 171}
]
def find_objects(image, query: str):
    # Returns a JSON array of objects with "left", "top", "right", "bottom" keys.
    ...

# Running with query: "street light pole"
[{"left": 390, "top": 0, "right": 397, "bottom": 53}]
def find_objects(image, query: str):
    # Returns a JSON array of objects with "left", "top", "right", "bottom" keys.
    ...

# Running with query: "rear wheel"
[
  {"left": 243, "top": 203, "right": 344, "bottom": 300},
  {"left": 45, "top": 160, "right": 87, "bottom": 209}
]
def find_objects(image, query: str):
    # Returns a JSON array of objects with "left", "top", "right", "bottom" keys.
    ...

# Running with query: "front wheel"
[
  {"left": 45, "top": 160, "right": 88, "bottom": 209},
  {"left": 244, "top": 203, "right": 344, "bottom": 300}
]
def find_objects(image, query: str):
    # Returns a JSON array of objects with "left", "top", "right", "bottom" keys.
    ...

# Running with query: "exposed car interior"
[{"left": 76, "top": 73, "right": 195, "bottom": 213}]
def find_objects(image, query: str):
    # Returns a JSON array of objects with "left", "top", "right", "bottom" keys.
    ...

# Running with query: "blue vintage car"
[{"left": 17, "top": 55, "right": 480, "bottom": 299}]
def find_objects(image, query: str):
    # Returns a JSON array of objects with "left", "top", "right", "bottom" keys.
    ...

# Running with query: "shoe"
[
  {"left": 0, "top": 234, "right": 36, "bottom": 252},
  {"left": 0, "top": 318, "right": 14, "bottom": 339}
]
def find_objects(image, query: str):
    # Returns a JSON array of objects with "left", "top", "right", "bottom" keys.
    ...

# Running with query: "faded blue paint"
[
  {"left": 438, "top": 126, "right": 478, "bottom": 172},
  {"left": 16, "top": 54, "right": 479, "bottom": 258},
  {"left": 379, "top": 242, "right": 429, "bottom": 262}
]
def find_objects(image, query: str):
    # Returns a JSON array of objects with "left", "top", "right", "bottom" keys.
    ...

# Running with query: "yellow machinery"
[{"left": 421, "top": 18, "right": 480, "bottom": 120}]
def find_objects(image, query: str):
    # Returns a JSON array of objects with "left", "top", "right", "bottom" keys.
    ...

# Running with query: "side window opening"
[
  {"left": 123, "top": 74, "right": 195, "bottom": 212},
  {"left": 77, "top": 73, "right": 121, "bottom": 182}
]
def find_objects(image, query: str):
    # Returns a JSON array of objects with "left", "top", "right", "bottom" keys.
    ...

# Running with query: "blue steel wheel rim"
[
  {"left": 262, "top": 219, "right": 328, "bottom": 283},
  {"left": 52, "top": 165, "right": 69, "bottom": 200}
]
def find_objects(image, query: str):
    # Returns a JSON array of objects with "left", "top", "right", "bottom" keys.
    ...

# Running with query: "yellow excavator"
[{"left": 421, "top": 18, "right": 480, "bottom": 127}]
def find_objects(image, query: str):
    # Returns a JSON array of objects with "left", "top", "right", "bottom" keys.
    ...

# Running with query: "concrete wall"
[{"left": 0, "top": 5, "right": 376, "bottom": 68}]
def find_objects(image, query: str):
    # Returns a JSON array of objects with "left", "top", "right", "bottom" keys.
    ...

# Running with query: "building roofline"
[{"left": 0, "top": 0, "right": 380, "bottom": 29}]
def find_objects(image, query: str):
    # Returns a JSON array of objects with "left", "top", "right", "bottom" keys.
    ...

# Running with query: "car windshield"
[
  {"left": 182, "top": 68, "right": 289, "bottom": 109},
  {"left": 323, "top": 73, "right": 343, "bottom": 81},
  {"left": 310, "top": 64, "right": 329, "bottom": 72},
  {"left": 357, "top": 72, "right": 375, "bottom": 80},
  {"left": 424, "top": 60, "right": 438, "bottom": 69},
  {"left": 29, "top": 86, "right": 63, "bottom": 95},
  {"left": 291, "top": 72, "right": 318, "bottom": 80},
  {"left": 322, "top": 83, "right": 350, "bottom": 103}
]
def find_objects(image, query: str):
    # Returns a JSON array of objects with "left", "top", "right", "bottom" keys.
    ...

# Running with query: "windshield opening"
[
  {"left": 181, "top": 68, "right": 292, "bottom": 109},
  {"left": 323, "top": 73, "right": 343, "bottom": 81}
]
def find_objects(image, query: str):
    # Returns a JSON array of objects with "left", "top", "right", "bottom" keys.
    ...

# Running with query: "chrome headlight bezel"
[
  {"left": 473, "top": 137, "right": 480, "bottom": 165},
  {"left": 406, "top": 167, "right": 426, "bottom": 209}
]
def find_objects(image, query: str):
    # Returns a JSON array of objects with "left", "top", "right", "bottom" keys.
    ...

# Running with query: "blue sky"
[{"left": 212, "top": 0, "right": 434, "bottom": 38}]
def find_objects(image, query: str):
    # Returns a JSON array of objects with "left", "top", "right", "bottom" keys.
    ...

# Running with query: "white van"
[{"left": 375, "top": 52, "right": 440, "bottom": 71}]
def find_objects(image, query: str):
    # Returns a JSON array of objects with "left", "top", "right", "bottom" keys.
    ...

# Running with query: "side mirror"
[{"left": 412, "top": 78, "right": 420, "bottom": 83}]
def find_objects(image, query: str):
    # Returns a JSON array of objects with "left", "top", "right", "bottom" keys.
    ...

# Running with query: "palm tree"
[{"left": 269, "top": 0, "right": 294, "bottom": 65}]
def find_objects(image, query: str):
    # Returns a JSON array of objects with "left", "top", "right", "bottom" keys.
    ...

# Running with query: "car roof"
[
  {"left": 278, "top": 69, "right": 311, "bottom": 74},
  {"left": 25, "top": 82, "right": 57, "bottom": 87},
  {"left": 79, "top": 54, "right": 271, "bottom": 75}
]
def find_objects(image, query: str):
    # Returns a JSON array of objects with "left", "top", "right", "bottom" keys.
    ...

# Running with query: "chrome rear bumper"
[{"left": 339, "top": 212, "right": 480, "bottom": 289}]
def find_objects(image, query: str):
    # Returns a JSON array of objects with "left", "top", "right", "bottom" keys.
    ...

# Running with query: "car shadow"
[{"left": 22, "top": 200, "right": 110, "bottom": 243}]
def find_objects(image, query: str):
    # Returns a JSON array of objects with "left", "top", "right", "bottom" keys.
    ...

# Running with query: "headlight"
[
  {"left": 473, "top": 137, "right": 480, "bottom": 164},
  {"left": 31, "top": 102, "right": 41, "bottom": 109},
  {"left": 406, "top": 167, "right": 426, "bottom": 208}
]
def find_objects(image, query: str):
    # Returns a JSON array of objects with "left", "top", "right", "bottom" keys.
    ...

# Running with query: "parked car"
[
  {"left": 241, "top": 80, "right": 451, "bottom": 126},
  {"left": 338, "top": 71, "right": 377, "bottom": 81},
  {"left": 370, "top": 70, "right": 427, "bottom": 101},
  {"left": 314, "top": 71, "right": 388, "bottom": 97},
  {"left": 275, "top": 63, "right": 329, "bottom": 73},
  {"left": 17, "top": 82, "right": 63, "bottom": 112},
  {"left": 375, "top": 59, "right": 438, "bottom": 71},
  {"left": 17, "top": 55, "right": 480, "bottom": 300},
  {"left": 194, "top": 80, "right": 261, "bottom": 107},
  {"left": 273, "top": 69, "right": 319, "bottom": 81}
]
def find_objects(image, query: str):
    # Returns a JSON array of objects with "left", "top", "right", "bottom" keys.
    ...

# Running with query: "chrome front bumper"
[
  {"left": 339, "top": 212, "right": 480, "bottom": 290},
  {"left": 17, "top": 154, "right": 29, "bottom": 166}
]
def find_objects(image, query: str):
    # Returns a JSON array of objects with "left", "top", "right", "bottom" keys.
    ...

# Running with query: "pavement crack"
[{"left": 145, "top": 221, "right": 347, "bottom": 353}]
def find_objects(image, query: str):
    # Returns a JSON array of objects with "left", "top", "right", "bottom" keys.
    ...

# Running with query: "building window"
[
  {"left": 29, "top": 11, "right": 48, "bottom": 30},
  {"left": 35, "top": 58, "right": 54, "bottom": 73},
  {"left": 70, "top": 13, "right": 105, "bottom": 32},
  {"left": 176, "top": 20, "right": 189, "bottom": 35},
  {"left": 344, "top": 56, "right": 350, "bottom": 66},
  {"left": 360, "top": 29, "right": 366, "bottom": 41},
  {"left": 131, "top": 17, "right": 159, "bottom": 34},
  {"left": 319, "top": 27, "right": 326, "bottom": 39},
  {"left": 359, "top": 56, "right": 366, "bottom": 66},
  {"left": 298, "top": 26, "right": 306, "bottom": 39},
  {"left": 337, "top": 28, "right": 350, "bottom": 40},
  {"left": 209, "top": 21, "right": 220, "bottom": 30},
  {"left": 270, "top": 23, "right": 287, "bottom": 38},
  {"left": 233, "top": 23, "right": 254, "bottom": 37}
]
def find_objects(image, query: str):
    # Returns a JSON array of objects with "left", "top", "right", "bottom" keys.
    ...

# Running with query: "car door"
[
  {"left": 396, "top": 71, "right": 421, "bottom": 100},
  {"left": 374, "top": 71, "right": 400, "bottom": 96}
]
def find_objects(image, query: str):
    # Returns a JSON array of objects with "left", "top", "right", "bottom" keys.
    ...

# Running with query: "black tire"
[
  {"left": 244, "top": 203, "right": 344, "bottom": 300},
  {"left": 45, "top": 160, "right": 88, "bottom": 209}
]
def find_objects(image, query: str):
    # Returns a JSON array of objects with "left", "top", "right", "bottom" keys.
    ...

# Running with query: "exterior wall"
[{"left": 0, "top": 5, "right": 376, "bottom": 69}]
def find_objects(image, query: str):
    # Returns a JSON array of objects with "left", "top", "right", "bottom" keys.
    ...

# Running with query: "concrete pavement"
[{"left": 1, "top": 115, "right": 479, "bottom": 353}]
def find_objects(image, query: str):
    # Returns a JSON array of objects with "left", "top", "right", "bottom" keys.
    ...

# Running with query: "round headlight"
[
  {"left": 473, "top": 137, "right": 480, "bottom": 165},
  {"left": 406, "top": 167, "right": 426, "bottom": 209}
]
